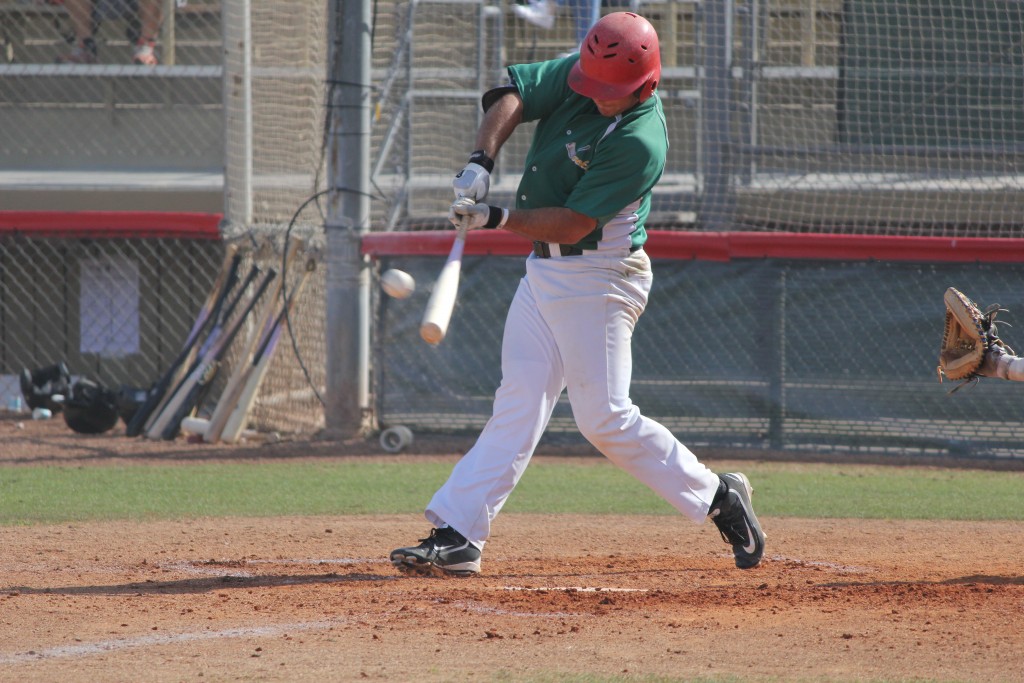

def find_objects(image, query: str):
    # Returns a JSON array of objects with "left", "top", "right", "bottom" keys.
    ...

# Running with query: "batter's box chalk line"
[
  {"left": 160, "top": 557, "right": 387, "bottom": 577},
  {"left": 0, "top": 620, "right": 349, "bottom": 665},
  {"left": 499, "top": 586, "right": 649, "bottom": 592},
  {"left": 770, "top": 555, "right": 875, "bottom": 574}
]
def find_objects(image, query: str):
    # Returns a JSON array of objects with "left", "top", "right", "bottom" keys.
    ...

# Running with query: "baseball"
[{"left": 380, "top": 269, "right": 415, "bottom": 299}]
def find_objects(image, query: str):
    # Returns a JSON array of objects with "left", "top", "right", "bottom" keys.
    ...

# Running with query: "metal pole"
[
  {"left": 324, "top": 0, "right": 373, "bottom": 436},
  {"left": 241, "top": 0, "right": 252, "bottom": 227},
  {"left": 802, "top": 0, "right": 817, "bottom": 67},
  {"left": 221, "top": 0, "right": 252, "bottom": 231},
  {"left": 663, "top": 1, "right": 678, "bottom": 68},
  {"left": 766, "top": 267, "right": 785, "bottom": 450},
  {"left": 161, "top": 0, "right": 175, "bottom": 66},
  {"left": 698, "top": 0, "right": 736, "bottom": 231},
  {"left": 738, "top": 1, "right": 756, "bottom": 185}
]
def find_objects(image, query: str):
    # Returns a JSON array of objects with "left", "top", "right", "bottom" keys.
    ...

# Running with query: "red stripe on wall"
[
  {"left": 0, "top": 211, "right": 223, "bottom": 240},
  {"left": 361, "top": 229, "right": 1024, "bottom": 263},
  {"left": 4, "top": 215, "right": 1017, "bottom": 263}
]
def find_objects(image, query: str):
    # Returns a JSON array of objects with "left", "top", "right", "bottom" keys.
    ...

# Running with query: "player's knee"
[{"left": 575, "top": 404, "right": 639, "bottom": 447}]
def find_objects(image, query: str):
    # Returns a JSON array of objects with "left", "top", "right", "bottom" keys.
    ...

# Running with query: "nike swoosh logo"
[
  {"left": 742, "top": 521, "right": 757, "bottom": 554},
  {"left": 436, "top": 541, "right": 470, "bottom": 553}
]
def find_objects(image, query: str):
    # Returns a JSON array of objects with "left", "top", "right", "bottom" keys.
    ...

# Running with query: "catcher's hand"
[{"left": 937, "top": 287, "right": 1009, "bottom": 386}]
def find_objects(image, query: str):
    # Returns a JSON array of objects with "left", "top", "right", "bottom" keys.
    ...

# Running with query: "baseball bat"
[
  {"left": 219, "top": 257, "right": 317, "bottom": 444},
  {"left": 186, "top": 264, "right": 262, "bottom": 371},
  {"left": 161, "top": 262, "right": 262, "bottom": 428},
  {"left": 149, "top": 267, "right": 277, "bottom": 441},
  {"left": 125, "top": 247, "right": 241, "bottom": 437},
  {"left": 202, "top": 243, "right": 304, "bottom": 444},
  {"left": 143, "top": 263, "right": 262, "bottom": 439},
  {"left": 420, "top": 225, "right": 467, "bottom": 345},
  {"left": 156, "top": 268, "right": 278, "bottom": 441}
]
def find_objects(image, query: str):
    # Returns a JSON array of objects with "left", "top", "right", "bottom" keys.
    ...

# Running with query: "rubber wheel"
[{"left": 379, "top": 425, "right": 414, "bottom": 453}]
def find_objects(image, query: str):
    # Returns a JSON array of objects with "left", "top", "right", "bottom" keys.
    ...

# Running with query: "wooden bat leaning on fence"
[
  {"left": 178, "top": 255, "right": 317, "bottom": 444},
  {"left": 218, "top": 255, "right": 318, "bottom": 444},
  {"left": 146, "top": 267, "right": 278, "bottom": 441},
  {"left": 142, "top": 262, "right": 262, "bottom": 439},
  {"left": 125, "top": 247, "right": 241, "bottom": 437},
  {"left": 200, "top": 241, "right": 304, "bottom": 443}
]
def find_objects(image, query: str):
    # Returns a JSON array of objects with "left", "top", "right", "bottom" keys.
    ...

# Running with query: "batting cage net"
[{"left": 1, "top": 0, "right": 1023, "bottom": 458}]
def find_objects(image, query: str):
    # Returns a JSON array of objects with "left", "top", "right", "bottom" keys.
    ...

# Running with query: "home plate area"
[{"left": 0, "top": 515, "right": 1021, "bottom": 681}]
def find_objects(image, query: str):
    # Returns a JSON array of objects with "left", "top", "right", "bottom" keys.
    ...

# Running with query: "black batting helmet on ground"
[{"left": 63, "top": 379, "right": 120, "bottom": 435}]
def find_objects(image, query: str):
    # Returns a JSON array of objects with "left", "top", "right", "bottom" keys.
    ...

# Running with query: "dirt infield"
[{"left": 1, "top": 417, "right": 1023, "bottom": 682}]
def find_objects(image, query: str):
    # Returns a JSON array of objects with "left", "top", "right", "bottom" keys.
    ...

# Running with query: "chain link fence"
[
  {"left": 2, "top": 0, "right": 1022, "bottom": 457},
  {"left": 374, "top": 252, "right": 1024, "bottom": 459}
]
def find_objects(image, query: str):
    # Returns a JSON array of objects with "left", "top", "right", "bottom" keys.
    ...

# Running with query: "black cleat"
[
  {"left": 709, "top": 472, "right": 766, "bottom": 569},
  {"left": 390, "top": 526, "right": 481, "bottom": 577}
]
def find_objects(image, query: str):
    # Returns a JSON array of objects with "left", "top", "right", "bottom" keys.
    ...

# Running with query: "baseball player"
[{"left": 390, "top": 12, "right": 766, "bottom": 576}]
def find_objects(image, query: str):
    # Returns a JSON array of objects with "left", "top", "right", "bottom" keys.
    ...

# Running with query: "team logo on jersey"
[{"left": 565, "top": 142, "right": 591, "bottom": 170}]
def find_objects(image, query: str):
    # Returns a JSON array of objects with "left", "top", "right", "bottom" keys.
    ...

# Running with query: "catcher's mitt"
[{"left": 937, "top": 287, "right": 1011, "bottom": 386}]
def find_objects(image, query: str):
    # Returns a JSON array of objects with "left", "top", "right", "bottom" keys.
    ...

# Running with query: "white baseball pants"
[{"left": 425, "top": 247, "right": 721, "bottom": 548}]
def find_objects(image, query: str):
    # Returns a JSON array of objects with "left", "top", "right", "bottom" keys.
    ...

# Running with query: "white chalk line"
[
  {"left": 498, "top": 586, "right": 648, "bottom": 593},
  {"left": 0, "top": 557, "right": 871, "bottom": 665},
  {"left": 0, "top": 620, "right": 346, "bottom": 665},
  {"left": 3, "top": 554, "right": 871, "bottom": 666},
  {"left": 159, "top": 557, "right": 387, "bottom": 578},
  {"left": 769, "top": 555, "right": 875, "bottom": 574},
  {"left": 451, "top": 601, "right": 572, "bottom": 618},
  {"left": 244, "top": 558, "right": 386, "bottom": 567},
  {"left": 157, "top": 560, "right": 254, "bottom": 578},
  {"left": 707, "top": 552, "right": 875, "bottom": 574}
]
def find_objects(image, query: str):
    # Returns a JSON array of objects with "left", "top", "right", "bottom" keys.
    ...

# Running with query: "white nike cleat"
[
  {"left": 513, "top": 0, "right": 556, "bottom": 30},
  {"left": 708, "top": 472, "right": 766, "bottom": 569}
]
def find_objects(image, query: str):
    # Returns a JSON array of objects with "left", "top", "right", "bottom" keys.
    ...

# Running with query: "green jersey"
[{"left": 507, "top": 55, "right": 669, "bottom": 251}]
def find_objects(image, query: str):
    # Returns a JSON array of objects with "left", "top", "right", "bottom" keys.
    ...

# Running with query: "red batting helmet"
[{"left": 568, "top": 12, "right": 661, "bottom": 103}]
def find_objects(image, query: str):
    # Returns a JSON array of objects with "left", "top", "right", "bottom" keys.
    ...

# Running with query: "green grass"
[{"left": 1, "top": 458, "right": 1022, "bottom": 525}]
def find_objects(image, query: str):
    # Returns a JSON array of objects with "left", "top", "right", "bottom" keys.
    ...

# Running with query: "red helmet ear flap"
[{"left": 637, "top": 76, "right": 658, "bottom": 103}]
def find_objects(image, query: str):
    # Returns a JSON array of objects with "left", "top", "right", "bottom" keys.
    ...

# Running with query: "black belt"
[
  {"left": 532, "top": 242, "right": 642, "bottom": 258},
  {"left": 533, "top": 242, "right": 583, "bottom": 258}
]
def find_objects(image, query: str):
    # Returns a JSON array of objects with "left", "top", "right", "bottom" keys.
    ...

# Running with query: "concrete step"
[
  {"left": 0, "top": 66, "right": 222, "bottom": 105},
  {"left": 0, "top": 169, "right": 223, "bottom": 212}
]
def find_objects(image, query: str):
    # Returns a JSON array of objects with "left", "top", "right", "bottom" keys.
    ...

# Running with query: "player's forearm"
[
  {"left": 500, "top": 206, "right": 597, "bottom": 245},
  {"left": 986, "top": 350, "right": 1024, "bottom": 382},
  {"left": 1004, "top": 356, "right": 1024, "bottom": 381}
]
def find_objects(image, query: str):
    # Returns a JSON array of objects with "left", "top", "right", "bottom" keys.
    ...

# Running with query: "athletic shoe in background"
[
  {"left": 513, "top": 0, "right": 556, "bottom": 30},
  {"left": 132, "top": 38, "right": 158, "bottom": 66}
]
